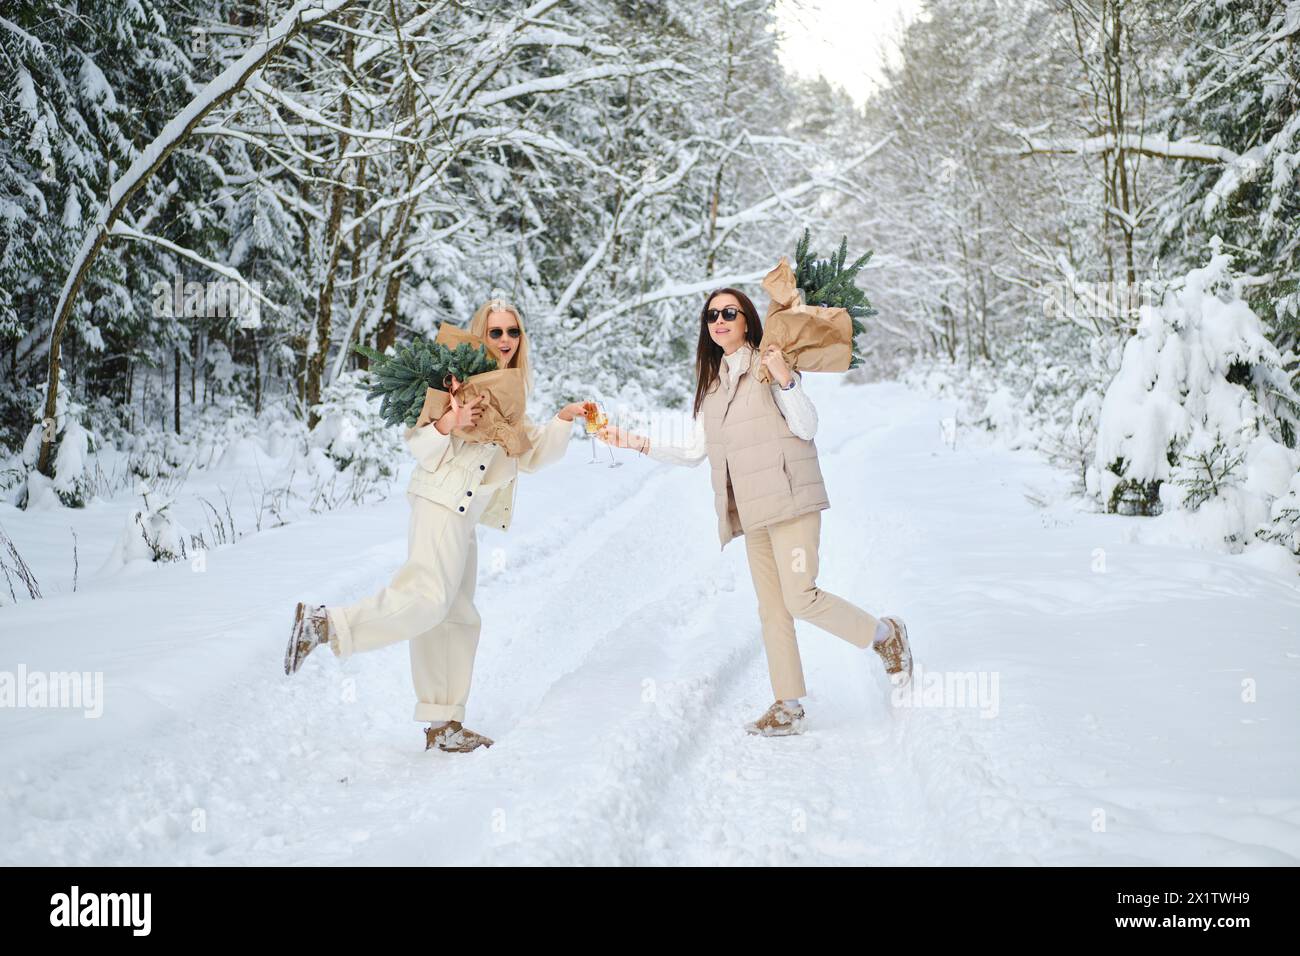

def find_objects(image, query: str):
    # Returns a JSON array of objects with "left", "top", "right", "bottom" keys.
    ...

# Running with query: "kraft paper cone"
[
  {"left": 434, "top": 322, "right": 484, "bottom": 358},
  {"left": 449, "top": 366, "right": 533, "bottom": 457},
  {"left": 411, "top": 323, "right": 533, "bottom": 457},
  {"left": 754, "top": 256, "right": 854, "bottom": 384}
]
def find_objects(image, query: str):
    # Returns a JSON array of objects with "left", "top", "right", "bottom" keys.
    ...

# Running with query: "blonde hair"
[{"left": 468, "top": 291, "right": 533, "bottom": 395}]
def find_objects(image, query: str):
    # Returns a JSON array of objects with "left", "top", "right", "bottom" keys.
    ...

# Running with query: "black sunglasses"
[
  {"left": 705, "top": 306, "right": 740, "bottom": 324},
  {"left": 488, "top": 327, "right": 522, "bottom": 339}
]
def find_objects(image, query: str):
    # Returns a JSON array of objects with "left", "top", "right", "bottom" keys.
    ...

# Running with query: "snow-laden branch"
[
  {"left": 437, "top": 0, "right": 565, "bottom": 107},
  {"left": 569, "top": 269, "right": 769, "bottom": 345},
  {"left": 110, "top": 223, "right": 282, "bottom": 314},
  {"left": 192, "top": 122, "right": 330, "bottom": 166},
  {"left": 671, "top": 137, "right": 891, "bottom": 249},
  {"left": 247, "top": 75, "right": 420, "bottom": 145},
  {"left": 1004, "top": 129, "right": 1239, "bottom": 164},
  {"left": 456, "top": 125, "right": 606, "bottom": 168},
  {"left": 443, "top": 58, "right": 690, "bottom": 121},
  {"left": 554, "top": 150, "right": 700, "bottom": 317}
]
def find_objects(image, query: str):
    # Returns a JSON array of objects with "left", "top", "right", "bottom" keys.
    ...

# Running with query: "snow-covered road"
[{"left": 3, "top": 379, "right": 1298, "bottom": 865}]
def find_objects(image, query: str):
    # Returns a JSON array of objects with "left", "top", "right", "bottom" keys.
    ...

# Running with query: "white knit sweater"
[{"left": 647, "top": 343, "right": 818, "bottom": 467}]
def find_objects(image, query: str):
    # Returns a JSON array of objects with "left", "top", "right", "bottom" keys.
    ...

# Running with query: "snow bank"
[{"left": 103, "top": 497, "right": 193, "bottom": 569}]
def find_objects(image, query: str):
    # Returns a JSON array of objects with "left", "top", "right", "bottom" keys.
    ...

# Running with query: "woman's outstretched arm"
[
  {"left": 516, "top": 401, "right": 586, "bottom": 474},
  {"left": 598, "top": 417, "right": 707, "bottom": 467}
]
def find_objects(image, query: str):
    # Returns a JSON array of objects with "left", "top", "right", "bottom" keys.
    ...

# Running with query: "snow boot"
[
  {"left": 284, "top": 602, "right": 330, "bottom": 676},
  {"left": 425, "top": 721, "right": 494, "bottom": 753},
  {"left": 873, "top": 615, "right": 913, "bottom": 687},
  {"left": 744, "top": 700, "right": 806, "bottom": 737}
]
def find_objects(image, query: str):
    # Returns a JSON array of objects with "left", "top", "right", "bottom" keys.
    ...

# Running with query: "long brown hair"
[{"left": 692, "top": 288, "right": 764, "bottom": 417}]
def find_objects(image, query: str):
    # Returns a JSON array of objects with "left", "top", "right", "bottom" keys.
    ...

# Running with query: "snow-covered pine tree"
[
  {"left": 1153, "top": 0, "right": 1300, "bottom": 378},
  {"left": 1095, "top": 241, "right": 1300, "bottom": 550},
  {"left": 308, "top": 369, "right": 402, "bottom": 481},
  {"left": 1257, "top": 471, "right": 1300, "bottom": 560}
]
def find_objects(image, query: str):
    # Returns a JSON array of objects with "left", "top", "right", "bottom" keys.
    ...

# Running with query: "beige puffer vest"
[{"left": 700, "top": 349, "right": 830, "bottom": 549}]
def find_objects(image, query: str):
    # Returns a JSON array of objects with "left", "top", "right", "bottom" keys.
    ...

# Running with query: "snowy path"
[{"left": 3, "top": 380, "right": 1299, "bottom": 865}]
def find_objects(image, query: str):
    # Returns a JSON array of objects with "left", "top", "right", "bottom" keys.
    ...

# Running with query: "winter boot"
[
  {"left": 424, "top": 721, "right": 495, "bottom": 753},
  {"left": 873, "top": 615, "right": 913, "bottom": 687},
  {"left": 744, "top": 700, "right": 806, "bottom": 737},
  {"left": 284, "top": 602, "right": 330, "bottom": 676}
]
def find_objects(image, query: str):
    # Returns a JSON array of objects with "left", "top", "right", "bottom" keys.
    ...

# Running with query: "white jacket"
[{"left": 403, "top": 413, "right": 573, "bottom": 531}]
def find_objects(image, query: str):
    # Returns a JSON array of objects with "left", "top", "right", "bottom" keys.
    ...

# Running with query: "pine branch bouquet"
[
  {"left": 355, "top": 323, "right": 534, "bottom": 457},
  {"left": 754, "top": 228, "right": 875, "bottom": 384},
  {"left": 353, "top": 338, "right": 498, "bottom": 428}
]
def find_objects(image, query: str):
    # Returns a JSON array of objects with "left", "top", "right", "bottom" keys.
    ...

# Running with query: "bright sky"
[{"left": 774, "top": 0, "right": 926, "bottom": 108}]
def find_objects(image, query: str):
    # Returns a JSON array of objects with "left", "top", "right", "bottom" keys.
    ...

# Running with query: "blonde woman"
[
  {"left": 285, "top": 293, "right": 590, "bottom": 752},
  {"left": 598, "top": 288, "right": 913, "bottom": 736}
]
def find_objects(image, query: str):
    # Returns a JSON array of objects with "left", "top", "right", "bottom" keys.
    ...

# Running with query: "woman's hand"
[
  {"left": 597, "top": 423, "right": 649, "bottom": 454},
  {"left": 557, "top": 401, "right": 589, "bottom": 423},
  {"left": 435, "top": 376, "right": 486, "bottom": 434},
  {"left": 760, "top": 345, "right": 793, "bottom": 387}
]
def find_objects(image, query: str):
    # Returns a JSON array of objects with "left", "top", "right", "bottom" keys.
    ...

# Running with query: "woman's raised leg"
[{"left": 325, "top": 496, "right": 475, "bottom": 659}]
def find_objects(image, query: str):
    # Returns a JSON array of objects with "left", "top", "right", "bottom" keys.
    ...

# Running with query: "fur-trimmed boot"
[
  {"left": 424, "top": 721, "right": 494, "bottom": 753},
  {"left": 284, "top": 602, "right": 330, "bottom": 676},
  {"left": 873, "top": 615, "right": 913, "bottom": 687},
  {"left": 744, "top": 700, "right": 806, "bottom": 736}
]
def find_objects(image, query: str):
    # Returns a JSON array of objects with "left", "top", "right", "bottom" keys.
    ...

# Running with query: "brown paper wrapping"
[
  {"left": 433, "top": 323, "right": 486, "bottom": 361},
  {"left": 754, "top": 256, "right": 854, "bottom": 384},
  {"left": 409, "top": 324, "right": 533, "bottom": 457}
]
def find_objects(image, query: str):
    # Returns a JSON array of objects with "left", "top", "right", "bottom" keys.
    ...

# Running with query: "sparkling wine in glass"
[{"left": 583, "top": 402, "right": 621, "bottom": 467}]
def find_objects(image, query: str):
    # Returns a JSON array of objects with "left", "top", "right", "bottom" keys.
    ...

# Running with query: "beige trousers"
[
  {"left": 743, "top": 509, "right": 880, "bottom": 700},
  {"left": 326, "top": 495, "right": 482, "bottom": 724}
]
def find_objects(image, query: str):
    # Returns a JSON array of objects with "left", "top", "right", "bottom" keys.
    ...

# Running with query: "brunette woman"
[{"left": 598, "top": 288, "right": 913, "bottom": 735}]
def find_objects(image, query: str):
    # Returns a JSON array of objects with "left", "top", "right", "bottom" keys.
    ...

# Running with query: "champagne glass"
[
  {"left": 584, "top": 405, "right": 601, "bottom": 463},
  {"left": 583, "top": 402, "right": 621, "bottom": 467}
]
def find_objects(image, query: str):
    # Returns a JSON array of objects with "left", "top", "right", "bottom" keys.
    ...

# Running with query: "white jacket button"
[
  {"left": 466, "top": 490, "right": 473, "bottom": 497},
  {"left": 458, "top": 506, "right": 465, "bottom": 513},
  {"left": 479, "top": 464, "right": 486, "bottom": 470}
]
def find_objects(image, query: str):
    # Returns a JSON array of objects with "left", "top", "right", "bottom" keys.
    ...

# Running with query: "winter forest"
[{"left": 1, "top": 0, "right": 1299, "bottom": 868}]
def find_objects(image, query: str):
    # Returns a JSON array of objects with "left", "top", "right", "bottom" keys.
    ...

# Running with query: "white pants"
[{"left": 326, "top": 494, "right": 482, "bottom": 724}]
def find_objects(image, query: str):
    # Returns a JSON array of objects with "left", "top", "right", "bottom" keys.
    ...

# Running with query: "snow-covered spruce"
[
  {"left": 1094, "top": 241, "right": 1300, "bottom": 551},
  {"left": 308, "top": 370, "right": 402, "bottom": 482},
  {"left": 1256, "top": 471, "right": 1300, "bottom": 560}
]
